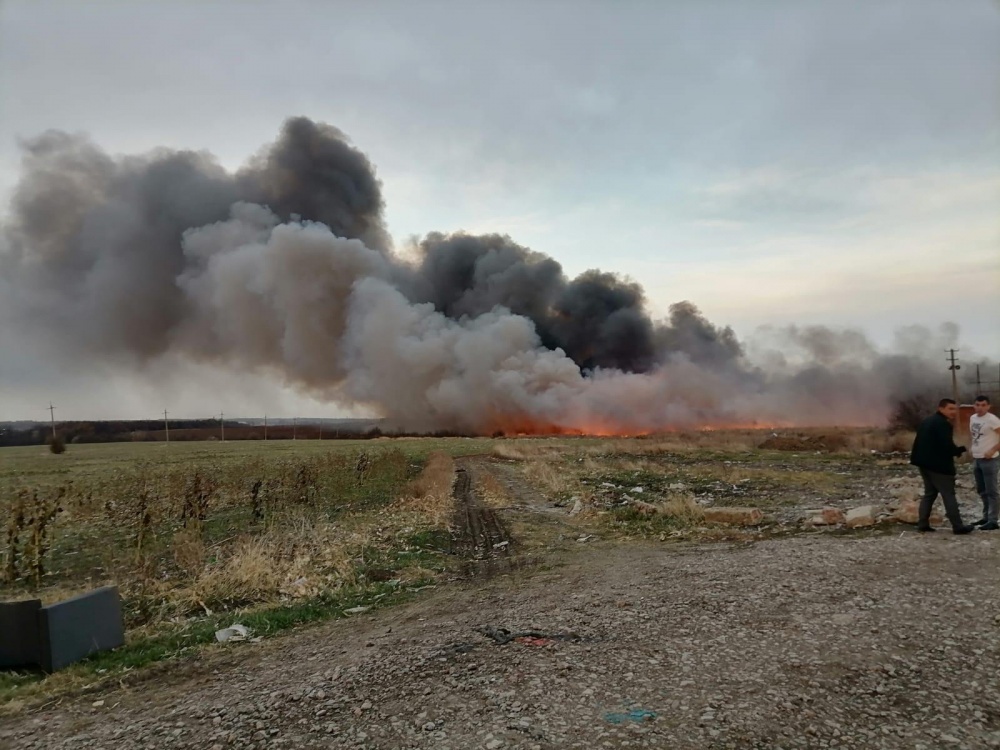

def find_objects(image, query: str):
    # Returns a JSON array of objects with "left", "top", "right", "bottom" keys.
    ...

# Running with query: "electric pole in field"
[
  {"left": 947, "top": 349, "right": 963, "bottom": 436},
  {"left": 292, "top": 417, "right": 297, "bottom": 441},
  {"left": 263, "top": 414, "right": 268, "bottom": 441},
  {"left": 48, "top": 403, "right": 57, "bottom": 440},
  {"left": 220, "top": 411, "right": 225, "bottom": 442},
  {"left": 969, "top": 362, "right": 1000, "bottom": 403},
  {"left": 164, "top": 409, "right": 170, "bottom": 444}
]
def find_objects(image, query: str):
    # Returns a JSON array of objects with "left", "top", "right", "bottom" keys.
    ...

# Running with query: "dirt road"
[{"left": 5, "top": 529, "right": 1000, "bottom": 749}]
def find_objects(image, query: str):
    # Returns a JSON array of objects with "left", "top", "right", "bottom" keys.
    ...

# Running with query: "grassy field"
[
  {"left": 0, "top": 438, "right": 504, "bottom": 706},
  {"left": 0, "top": 428, "right": 914, "bottom": 708}
]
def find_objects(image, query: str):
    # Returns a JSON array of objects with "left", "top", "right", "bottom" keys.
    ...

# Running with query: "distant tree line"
[{"left": 0, "top": 420, "right": 476, "bottom": 446}]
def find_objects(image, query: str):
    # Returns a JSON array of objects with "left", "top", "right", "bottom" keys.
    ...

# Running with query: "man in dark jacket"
[{"left": 910, "top": 398, "right": 974, "bottom": 534}]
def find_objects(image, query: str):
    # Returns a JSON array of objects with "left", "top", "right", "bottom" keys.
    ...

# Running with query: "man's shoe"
[
  {"left": 916, "top": 525, "right": 936, "bottom": 533},
  {"left": 973, "top": 517, "right": 988, "bottom": 526},
  {"left": 953, "top": 525, "right": 976, "bottom": 535},
  {"left": 979, "top": 521, "right": 999, "bottom": 530}
]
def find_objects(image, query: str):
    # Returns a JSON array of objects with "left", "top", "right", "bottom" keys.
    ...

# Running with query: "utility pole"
[
  {"left": 947, "top": 349, "right": 962, "bottom": 437},
  {"left": 220, "top": 411, "right": 225, "bottom": 442},
  {"left": 48, "top": 403, "right": 56, "bottom": 441},
  {"left": 968, "top": 362, "right": 1000, "bottom": 403},
  {"left": 263, "top": 414, "right": 268, "bottom": 441},
  {"left": 292, "top": 417, "right": 297, "bottom": 441},
  {"left": 164, "top": 409, "right": 170, "bottom": 444}
]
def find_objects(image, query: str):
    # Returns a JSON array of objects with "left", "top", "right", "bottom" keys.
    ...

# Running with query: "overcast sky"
[{"left": 1, "top": 0, "right": 998, "bottom": 421}]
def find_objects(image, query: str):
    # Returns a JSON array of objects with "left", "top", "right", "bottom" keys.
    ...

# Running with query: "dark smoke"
[{"left": 0, "top": 117, "right": 988, "bottom": 432}]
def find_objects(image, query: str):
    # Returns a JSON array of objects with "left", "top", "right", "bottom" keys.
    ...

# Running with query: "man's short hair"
[
  {"left": 938, "top": 398, "right": 957, "bottom": 408},
  {"left": 975, "top": 395, "right": 991, "bottom": 404}
]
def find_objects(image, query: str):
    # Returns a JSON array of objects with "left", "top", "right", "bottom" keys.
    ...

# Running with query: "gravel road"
[{"left": 5, "top": 530, "right": 1000, "bottom": 749}]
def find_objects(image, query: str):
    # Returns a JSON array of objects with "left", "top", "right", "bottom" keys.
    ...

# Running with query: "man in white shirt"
[{"left": 970, "top": 395, "right": 1000, "bottom": 530}]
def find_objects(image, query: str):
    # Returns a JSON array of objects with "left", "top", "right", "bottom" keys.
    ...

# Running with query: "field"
[{"left": 0, "top": 428, "right": 928, "bottom": 709}]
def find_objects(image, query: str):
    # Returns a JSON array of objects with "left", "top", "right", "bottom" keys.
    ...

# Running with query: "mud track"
[{"left": 450, "top": 463, "right": 515, "bottom": 576}]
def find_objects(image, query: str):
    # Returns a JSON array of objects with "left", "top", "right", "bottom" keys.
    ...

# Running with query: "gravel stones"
[{"left": 6, "top": 535, "right": 1000, "bottom": 749}]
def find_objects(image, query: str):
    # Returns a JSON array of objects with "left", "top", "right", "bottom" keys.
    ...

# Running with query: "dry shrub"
[
  {"left": 182, "top": 522, "right": 359, "bottom": 611},
  {"left": 523, "top": 459, "right": 574, "bottom": 497},
  {"left": 477, "top": 472, "right": 511, "bottom": 508},
  {"left": 171, "top": 525, "right": 206, "bottom": 577},
  {"left": 492, "top": 443, "right": 528, "bottom": 460},
  {"left": 398, "top": 452, "right": 455, "bottom": 528},
  {"left": 658, "top": 494, "right": 705, "bottom": 523},
  {"left": 846, "top": 430, "right": 914, "bottom": 454},
  {"left": 583, "top": 431, "right": 761, "bottom": 456}
]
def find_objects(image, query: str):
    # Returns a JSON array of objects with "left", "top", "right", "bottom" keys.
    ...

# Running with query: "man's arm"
[
  {"left": 937, "top": 416, "right": 966, "bottom": 457},
  {"left": 986, "top": 418, "right": 1000, "bottom": 459}
]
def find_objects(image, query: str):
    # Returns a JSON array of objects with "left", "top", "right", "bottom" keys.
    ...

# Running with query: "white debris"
[{"left": 215, "top": 624, "right": 250, "bottom": 643}]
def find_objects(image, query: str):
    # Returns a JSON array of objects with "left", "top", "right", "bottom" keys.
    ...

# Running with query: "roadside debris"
[
  {"left": 702, "top": 507, "right": 764, "bottom": 526},
  {"left": 476, "top": 626, "right": 581, "bottom": 646},
  {"left": 604, "top": 708, "right": 657, "bottom": 725},
  {"left": 844, "top": 505, "right": 877, "bottom": 528},
  {"left": 215, "top": 624, "right": 250, "bottom": 643}
]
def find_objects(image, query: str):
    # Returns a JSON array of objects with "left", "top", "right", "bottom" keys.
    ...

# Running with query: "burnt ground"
[{"left": 5, "top": 457, "right": 1000, "bottom": 749}]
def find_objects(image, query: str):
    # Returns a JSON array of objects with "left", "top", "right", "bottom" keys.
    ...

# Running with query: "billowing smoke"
[{"left": 0, "top": 117, "right": 985, "bottom": 433}]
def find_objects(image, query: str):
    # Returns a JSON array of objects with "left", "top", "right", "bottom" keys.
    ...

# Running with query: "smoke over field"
[{"left": 0, "top": 118, "right": 980, "bottom": 433}]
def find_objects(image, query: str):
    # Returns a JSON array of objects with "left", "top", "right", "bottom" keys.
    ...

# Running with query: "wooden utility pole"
[
  {"left": 968, "top": 362, "right": 1000, "bottom": 403},
  {"left": 292, "top": 417, "right": 297, "bottom": 441},
  {"left": 947, "top": 349, "right": 962, "bottom": 437},
  {"left": 263, "top": 415, "right": 268, "bottom": 441},
  {"left": 220, "top": 411, "right": 225, "bottom": 442},
  {"left": 48, "top": 403, "right": 56, "bottom": 440},
  {"left": 164, "top": 409, "right": 170, "bottom": 444}
]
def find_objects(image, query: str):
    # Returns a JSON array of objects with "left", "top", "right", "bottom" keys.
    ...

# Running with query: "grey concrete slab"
[
  {"left": 0, "top": 599, "right": 42, "bottom": 669},
  {"left": 38, "top": 586, "right": 124, "bottom": 672}
]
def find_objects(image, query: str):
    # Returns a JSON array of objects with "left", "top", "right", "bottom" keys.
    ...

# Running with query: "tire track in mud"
[{"left": 450, "top": 464, "right": 515, "bottom": 577}]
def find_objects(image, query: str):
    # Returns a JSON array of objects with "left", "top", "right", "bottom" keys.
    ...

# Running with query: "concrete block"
[
  {"left": 39, "top": 586, "right": 124, "bottom": 672},
  {"left": 0, "top": 599, "right": 42, "bottom": 669}
]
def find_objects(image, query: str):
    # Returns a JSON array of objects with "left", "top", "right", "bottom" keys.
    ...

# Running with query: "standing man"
[
  {"left": 970, "top": 395, "right": 1000, "bottom": 530},
  {"left": 910, "top": 398, "right": 975, "bottom": 534}
]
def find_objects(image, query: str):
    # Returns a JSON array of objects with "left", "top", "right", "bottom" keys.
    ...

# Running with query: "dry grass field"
[{"left": 0, "top": 428, "right": 922, "bottom": 709}]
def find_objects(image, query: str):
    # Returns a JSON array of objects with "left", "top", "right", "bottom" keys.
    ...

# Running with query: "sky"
[{"left": 1, "top": 0, "right": 998, "bottom": 421}]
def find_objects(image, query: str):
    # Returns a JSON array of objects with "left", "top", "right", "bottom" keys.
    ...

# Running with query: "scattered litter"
[
  {"left": 604, "top": 708, "right": 657, "bottom": 725},
  {"left": 215, "top": 624, "right": 250, "bottom": 643},
  {"left": 477, "top": 625, "right": 581, "bottom": 645},
  {"left": 92, "top": 700, "right": 105, "bottom": 708},
  {"left": 577, "top": 534, "right": 595, "bottom": 543},
  {"left": 492, "top": 540, "right": 509, "bottom": 549},
  {"left": 515, "top": 636, "right": 555, "bottom": 647},
  {"left": 569, "top": 498, "right": 584, "bottom": 516},
  {"left": 630, "top": 486, "right": 644, "bottom": 494},
  {"left": 344, "top": 606, "right": 371, "bottom": 615}
]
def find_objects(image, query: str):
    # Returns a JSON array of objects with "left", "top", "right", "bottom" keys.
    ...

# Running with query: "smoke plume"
[{"left": 0, "top": 117, "right": 986, "bottom": 433}]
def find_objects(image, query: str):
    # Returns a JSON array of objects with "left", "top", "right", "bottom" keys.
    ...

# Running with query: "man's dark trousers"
[{"left": 919, "top": 469, "right": 964, "bottom": 529}]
